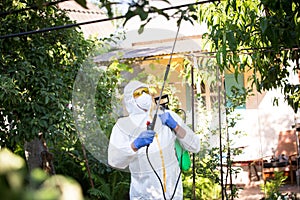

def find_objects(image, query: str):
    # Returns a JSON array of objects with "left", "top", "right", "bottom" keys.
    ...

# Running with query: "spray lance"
[
  {"left": 147, "top": 64, "right": 170, "bottom": 130},
  {"left": 146, "top": 25, "right": 180, "bottom": 132},
  {"left": 144, "top": 20, "right": 182, "bottom": 200}
]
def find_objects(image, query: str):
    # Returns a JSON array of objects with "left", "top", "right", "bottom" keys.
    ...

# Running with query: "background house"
[{"left": 58, "top": 0, "right": 115, "bottom": 39}]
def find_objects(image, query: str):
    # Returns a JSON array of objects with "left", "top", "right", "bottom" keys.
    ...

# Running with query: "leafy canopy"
[
  {"left": 196, "top": 0, "right": 300, "bottom": 111},
  {"left": 0, "top": 0, "right": 92, "bottom": 148}
]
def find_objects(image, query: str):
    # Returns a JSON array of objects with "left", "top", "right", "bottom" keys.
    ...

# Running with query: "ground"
[{"left": 236, "top": 181, "right": 300, "bottom": 200}]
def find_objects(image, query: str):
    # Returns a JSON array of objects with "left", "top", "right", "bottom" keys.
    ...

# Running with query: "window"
[{"left": 224, "top": 73, "right": 245, "bottom": 109}]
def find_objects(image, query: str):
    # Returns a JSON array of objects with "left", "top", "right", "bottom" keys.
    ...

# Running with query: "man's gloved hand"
[
  {"left": 133, "top": 130, "right": 156, "bottom": 149},
  {"left": 159, "top": 112, "right": 178, "bottom": 129}
]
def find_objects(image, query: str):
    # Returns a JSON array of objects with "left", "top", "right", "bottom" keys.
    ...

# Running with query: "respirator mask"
[{"left": 134, "top": 88, "right": 152, "bottom": 111}]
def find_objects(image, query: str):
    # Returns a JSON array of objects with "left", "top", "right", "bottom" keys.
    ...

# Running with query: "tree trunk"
[{"left": 24, "top": 134, "right": 55, "bottom": 175}]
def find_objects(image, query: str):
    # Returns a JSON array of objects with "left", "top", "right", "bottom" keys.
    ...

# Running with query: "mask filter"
[{"left": 135, "top": 93, "right": 152, "bottom": 111}]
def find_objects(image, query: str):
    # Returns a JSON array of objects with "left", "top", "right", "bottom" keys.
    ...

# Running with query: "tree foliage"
[
  {"left": 0, "top": 0, "right": 92, "bottom": 148},
  {"left": 0, "top": 148, "right": 84, "bottom": 200},
  {"left": 196, "top": 0, "right": 300, "bottom": 111},
  {"left": 0, "top": 1, "right": 131, "bottom": 199}
]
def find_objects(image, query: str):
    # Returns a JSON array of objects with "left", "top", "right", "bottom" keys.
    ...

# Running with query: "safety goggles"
[{"left": 133, "top": 87, "right": 150, "bottom": 98}]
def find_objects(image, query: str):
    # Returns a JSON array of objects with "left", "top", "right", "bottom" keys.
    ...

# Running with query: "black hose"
[
  {"left": 146, "top": 138, "right": 184, "bottom": 200},
  {"left": 146, "top": 146, "right": 167, "bottom": 200}
]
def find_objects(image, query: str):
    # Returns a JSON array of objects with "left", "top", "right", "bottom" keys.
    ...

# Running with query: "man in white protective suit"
[{"left": 108, "top": 80, "right": 201, "bottom": 200}]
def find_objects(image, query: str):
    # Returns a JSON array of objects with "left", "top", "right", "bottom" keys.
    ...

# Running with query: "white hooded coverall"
[{"left": 108, "top": 81, "right": 201, "bottom": 200}]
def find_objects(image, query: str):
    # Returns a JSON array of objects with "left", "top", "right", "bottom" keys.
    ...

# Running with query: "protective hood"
[{"left": 123, "top": 80, "right": 149, "bottom": 115}]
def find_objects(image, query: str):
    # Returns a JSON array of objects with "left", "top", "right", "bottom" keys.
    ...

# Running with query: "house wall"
[{"left": 234, "top": 69, "right": 297, "bottom": 159}]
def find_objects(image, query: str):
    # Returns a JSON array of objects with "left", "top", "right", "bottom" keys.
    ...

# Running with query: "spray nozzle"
[{"left": 146, "top": 121, "right": 152, "bottom": 130}]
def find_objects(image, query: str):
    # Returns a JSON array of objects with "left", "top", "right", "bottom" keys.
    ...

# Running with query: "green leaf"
[
  {"left": 227, "top": 30, "right": 236, "bottom": 51},
  {"left": 74, "top": 0, "right": 88, "bottom": 9},
  {"left": 222, "top": 31, "right": 227, "bottom": 66},
  {"left": 216, "top": 51, "right": 221, "bottom": 66},
  {"left": 123, "top": 11, "right": 136, "bottom": 26},
  {"left": 138, "top": 18, "right": 152, "bottom": 34},
  {"left": 136, "top": 7, "right": 148, "bottom": 21},
  {"left": 260, "top": 18, "right": 268, "bottom": 34}
]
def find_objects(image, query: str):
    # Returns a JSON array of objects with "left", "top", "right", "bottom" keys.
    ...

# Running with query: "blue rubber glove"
[
  {"left": 133, "top": 130, "right": 156, "bottom": 149},
  {"left": 159, "top": 112, "right": 178, "bottom": 129}
]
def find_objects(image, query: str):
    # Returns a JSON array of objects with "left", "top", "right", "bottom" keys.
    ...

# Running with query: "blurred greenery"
[{"left": 0, "top": 148, "right": 83, "bottom": 200}]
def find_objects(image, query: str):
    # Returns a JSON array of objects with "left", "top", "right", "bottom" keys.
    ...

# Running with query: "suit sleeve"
[
  {"left": 169, "top": 110, "right": 201, "bottom": 153},
  {"left": 108, "top": 124, "right": 137, "bottom": 169}
]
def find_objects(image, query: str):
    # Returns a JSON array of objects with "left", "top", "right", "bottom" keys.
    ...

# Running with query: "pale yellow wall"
[
  {"left": 139, "top": 57, "right": 189, "bottom": 112},
  {"left": 243, "top": 69, "right": 266, "bottom": 109}
]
